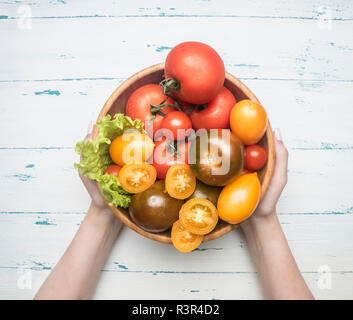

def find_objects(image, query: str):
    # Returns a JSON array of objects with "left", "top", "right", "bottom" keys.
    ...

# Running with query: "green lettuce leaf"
[
  {"left": 74, "top": 113, "right": 145, "bottom": 208},
  {"left": 99, "top": 173, "right": 131, "bottom": 208}
]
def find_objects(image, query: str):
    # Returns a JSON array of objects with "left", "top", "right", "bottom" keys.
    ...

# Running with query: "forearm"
[
  {"left": 35, "top": 203, "right": 121, "bottom": 300},
  {"left": 241, "top": 213, "right": 314, "bottom": 300}
]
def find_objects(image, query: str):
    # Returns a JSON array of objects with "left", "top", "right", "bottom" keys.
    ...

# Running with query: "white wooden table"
[{"left": 1, "top": 0, "right": 352, "bottom": 300}]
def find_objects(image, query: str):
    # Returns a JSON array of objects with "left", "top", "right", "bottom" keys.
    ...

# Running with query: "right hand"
[{"left": 248, "top": 128, "right": 289, "bottom": 219}]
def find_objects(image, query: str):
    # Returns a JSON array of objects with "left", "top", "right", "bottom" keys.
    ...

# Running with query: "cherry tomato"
[
  {"left": 125, "top": 84, "right": 176, "bottom": 137},
  {"left": 217, "top": 172, "right": 261, "bottom": 224},
  {"left": 129, "top": 180, "right": 183, "bottom": 232},
  {"left": 109, "top": 131, "right": 154, "bottom": 166},
  {"left": 161, "top": 111, "right": 192, "bottom": 141},
  {"left": 152, "top": 138, "right": 189, "bottom": 179},
  {"left": 230, "top": 99, "right": 267, "bottom": 145},
  {"left": 104, "top": 165, "right": 122, "bottom": 177},
  {"left": 171, "top": 220, "right": 203, "bottom": 253},
  {"left": 166, "top": 164, "right": 196, "bottom": 200},
  {"left": 164, "top": 41, "right": 225, "bottom": 104},
  {"left": 118, "top": 163, "right": 157, "bottom": 193},
  {"left": 179, "top": 198, "right": 218, "bottom": 235},
  {"left": 241, "top": 168, "right": 253, "bottom": 175},
  {"left": 190, "top": 87, "right": 236, "bottom": 131},
  {"left": 244, "top": 145, "right": 267, "bottom": 171}
]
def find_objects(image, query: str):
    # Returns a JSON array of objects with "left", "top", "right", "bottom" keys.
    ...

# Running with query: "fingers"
[{"left": 272, "top": 128, "right": 289, "bottom": 188}]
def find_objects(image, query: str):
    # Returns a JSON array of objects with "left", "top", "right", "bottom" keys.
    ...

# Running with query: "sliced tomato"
[
  {"left": 104, "top": 165, "right": 122, "bottom": 177},
  {"left": 179, "top": 198, "right": 218, "bottom": 235},
  {"left": 171, "top": 220, "right": 203, "bottom": 253},
  {"left": 166, "top": 164, "right": 196, "bottom": 200},
  {"left": 118, "top": 163, "right": 157, "bottom": 194}
]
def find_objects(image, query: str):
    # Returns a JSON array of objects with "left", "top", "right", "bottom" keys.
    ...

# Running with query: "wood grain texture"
[{"left": 1, "top": 0, "right": 353, "bottom": 299}]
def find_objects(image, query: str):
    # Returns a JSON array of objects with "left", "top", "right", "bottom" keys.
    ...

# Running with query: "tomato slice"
[
  {"left": 165, "top": 164, "right": 196, "bottom": 200},
  {"left": 179, "top": 198, "right": 218, "bottom": 235},
  {"left": 171, "top": 220, "right": 203, "bottom": 253},
  {"left": 118, "top": 163, "right": 157, "bottom": 194}
]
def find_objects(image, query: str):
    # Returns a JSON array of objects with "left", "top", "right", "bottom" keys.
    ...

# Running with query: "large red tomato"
[
  {"left": 190, "top": 86, "right": 236, "bottom": 131},
  {"left": 152, "top": 137, "right": 190, "bottom": 179},
  {"left": 164, "top": 42, "right": 225, "bottom": 104},
  {"left": 125, "top": 84, "right": 176, "bottom": 137}
]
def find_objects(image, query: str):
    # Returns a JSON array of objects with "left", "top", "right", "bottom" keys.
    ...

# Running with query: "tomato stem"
[{"left": 160, "top": 78, "right": 181, "bottom": 97}]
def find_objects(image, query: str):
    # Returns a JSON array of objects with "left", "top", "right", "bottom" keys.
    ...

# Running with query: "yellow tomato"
[
  {"left": 230, "top": 99, "right": 267, "bottom": 145},
  {"left": 109, "top": 131, "right": 154, "bottom": 166},
  {"left": 217, "top": 172, "right": 261, "bottom": 224},
  {"left": 171, "top": 220, "right": 203, "bottom": 253},
  {"left": 118, "top": 163, "right": 157, "bottom": 194},
  {"left": 166, "top": 164, "right": 196, "bottom": 200},
  {"left": 179, "top": 198, "right": 218, "bottom": 235}
]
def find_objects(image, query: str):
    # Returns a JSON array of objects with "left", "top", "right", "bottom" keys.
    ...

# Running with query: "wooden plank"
[
  {"left": 0, "top": 17, "right": 352, "bottom": 81},
  {"left": 2, "top": 267, "right": 353, "bottom": 299},
  {"left": 0, "top": 148, "right": 352, "bottom": 214},
  {"left": 0, "top": 214, "right": 352, "bottom": 299},
  {"left": 1, "top": 0, "right": 352, "bottom": 20},
  {"left": 1, "top": 213, "right": 352, "bottom": 272},
  {"left": 0, "top": 79, "right": 352, "bottom": 149}
]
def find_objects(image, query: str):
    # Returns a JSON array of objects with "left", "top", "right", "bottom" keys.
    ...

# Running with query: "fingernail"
[
  {"left": 274, "top": 128, "right": 283, "bottom": 141},
  {"left": 87, "top": 120, "right": 94, "bottom": 135}
]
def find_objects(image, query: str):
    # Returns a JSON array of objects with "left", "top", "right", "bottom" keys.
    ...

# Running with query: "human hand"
[
  {"left": 78, "top": 121, "right": 118, "bottom": 220},
  {"left": 248, "top": 128, "right": 289, "bottom": 220}
]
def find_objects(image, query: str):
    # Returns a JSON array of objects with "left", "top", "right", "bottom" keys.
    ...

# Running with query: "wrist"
[
  {"left": 240, "top": 212, "right": 278, "bottom": 233},
  {"left": 85, "top": 202, "right": 120, "bottom": 227}
]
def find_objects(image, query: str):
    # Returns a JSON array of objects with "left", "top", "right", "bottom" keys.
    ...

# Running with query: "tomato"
[
  {"left": 104, "top": 165, "right": 122, "bottom": 177},
  {"left": 176, "top": 140, "right": 190, "bottom": 163},
  {"left": 164, "top": 41, "right": 225, "bottom": 104},
  {"left": 244, "top": 145, "right": 267, "bottom": 171},
  {"left": 161, "top": 111, "right": 192, "bottom": 141},
  {"left": 179, "top": 198, "right": 218, "bottom": 235},
  {"left": 190, "top": 129, "right": 244, "bottom": 186},
  {"left": 241, "top": 168, "right": 253, "bottom": 175},
  {"left": 171, "top": 220, "right": 203, "bottom": 253},
  {"left": 129, "top": 180, "right": 183, "bottom": 232},
  {"left": 118, "top": 163, "right": 157, "bottom": 193},
  {"left": 166, "top": 164, "right": 196, "bottom": 200},
  {"left": 217, "top": 172, "right": 261, "bottom": 224},
  {"left": 152, "top": 138, "right": 189, "bottom": 179},
  {"left": 190, "top": 87, "right": 236, "bottom": 131},
  {"left": 125, "top": 84, "right": 176, "bottom": 137},
  {"left": 188, "top": 181, "right": 222, "bottom": 206},
  {"left": 230, "top": 99, "right": 267, "bottom": 145},
  {"left": 109, "top": 131, "right": 154, "bottom": 166}
]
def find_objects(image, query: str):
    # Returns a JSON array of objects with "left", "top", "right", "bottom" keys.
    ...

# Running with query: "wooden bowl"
[{"left": 93, "top": 63, "right": 275, "bottom": 244}]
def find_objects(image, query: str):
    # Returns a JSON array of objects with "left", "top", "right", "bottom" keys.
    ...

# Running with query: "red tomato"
[
  {"left": 176, "top": 140, "right": 190, "bottom": 164},
  {"left": 189, "top": 86, "right": 236, "bottom": 131},
  {"left": 161, "top": 111, "right": 192, "bottom": 140},
  {"left": 125, "top": 84, "right": 176, "bottom": 137},
  {"left": 164, "top": 42, "right": 225, "bottom": 104},
  {"left": 152, "top": 138, "right": 190, "bottom": 179},
  {"left": 244, "top": 145, "right": 267, "bottom": 171},
  {"left": 104, "top": 165, "right": 122, "bottom": 177}
]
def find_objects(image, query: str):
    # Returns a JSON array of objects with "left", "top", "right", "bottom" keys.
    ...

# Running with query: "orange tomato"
[
  {"left": 166, "top": 164, "right": 196, "bottom": 200},
  {"left": 109, "top": 131, "right": 154, "bottom": 166},
  {"left": 230, "top": 99, "right": 267, "bottom": 145},
  {"left": 171, "top": 220, "right": 203, "bottom": 253},
  {"left": 118, "top": 163, "right": 157, "bottom": 193},
  {"left": 179, "top": 198, "right": 218, "bottom": 235},
  {"left": 217, "top": 172, "right": 261, "bottom": 224}
]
